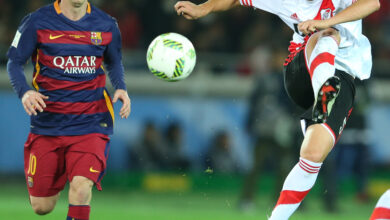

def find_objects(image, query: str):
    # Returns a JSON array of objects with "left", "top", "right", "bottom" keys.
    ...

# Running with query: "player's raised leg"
[
  {"left": 305, "top": 28, "right": 341, "bottom": 123},
  {"left": 269, "top": 124, "right": 334, "bottom": 220},
  {"left": 67, "top": 176, "right": 93, "bottom": 220},
  {"left": 370, "top": 190, "right": 390, "bottom": 220},
  {"left": 24, "top": 134, "right": 67, "bottom": 215}
]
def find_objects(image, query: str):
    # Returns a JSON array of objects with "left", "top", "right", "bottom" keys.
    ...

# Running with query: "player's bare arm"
[
  {"left": 113, "top": 89, "right": 131, "bottom": 119},
  {"left": 299, "top": 0, "right": 380, "bottom": 35},
  {"left": 21, "top": 90, "right": 48, "bottom": 116},
  {"left": 175, "top": 0, "right": 240, "bottom": 20}
]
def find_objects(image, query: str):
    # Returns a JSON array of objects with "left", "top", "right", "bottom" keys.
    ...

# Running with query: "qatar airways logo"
[{"left": 53, "top": 56, "right": 97, "bottom": 74}]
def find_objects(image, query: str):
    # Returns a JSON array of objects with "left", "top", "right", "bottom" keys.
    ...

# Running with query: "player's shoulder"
[
  {"left": 17, "top": 6, "right": 45, "bottom": 29},
  {"left": 33, "top": 3, "right": 56, "bottom": 17},
  {"left": 90, "top": 4, "right": 118, "bottom": 25},
  {"left": 24, "top": 3, "right": 55, "bottom": 23}
]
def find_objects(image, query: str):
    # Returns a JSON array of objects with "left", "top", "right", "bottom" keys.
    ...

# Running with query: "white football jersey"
[{"left": 239, "top": 0, "right": 372, "bottom": 79}]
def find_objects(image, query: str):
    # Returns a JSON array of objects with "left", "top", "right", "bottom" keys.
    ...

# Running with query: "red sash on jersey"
[{"left": 284, "top": 0, "right": 335, "bottom": 66}]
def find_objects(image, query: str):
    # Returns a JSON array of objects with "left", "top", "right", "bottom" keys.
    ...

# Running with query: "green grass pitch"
[{"left": 0, "top": 182, "right": 376, "bottom": 220}]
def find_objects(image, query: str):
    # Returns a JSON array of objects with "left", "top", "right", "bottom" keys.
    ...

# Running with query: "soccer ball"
[{"left": 146, "top": 33, "right": 196, "bottom": 81}]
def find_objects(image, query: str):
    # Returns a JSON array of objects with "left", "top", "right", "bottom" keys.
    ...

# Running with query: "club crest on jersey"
[
  {"left": 320, "top": 8, "right": 333, "bottom": 20},
  {"left": 91, "top": 32, "right": 103, "bottom": 45}
]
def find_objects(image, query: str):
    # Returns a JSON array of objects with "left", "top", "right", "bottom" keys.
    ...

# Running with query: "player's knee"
[
  {"left": 31, "top": 201, "right": 55, "bottom": 215},
  {"left": 300, "top": 149, "right": 325, "bottom": 163},
  {"left": 320, "top": 28, "right": 340, "bottom": 45},
  {"left": 69, "top": 176, "right": 93, "bottom": 204},
  {"left": 30, "top": 194, "right": 59, "bottom": 215}
]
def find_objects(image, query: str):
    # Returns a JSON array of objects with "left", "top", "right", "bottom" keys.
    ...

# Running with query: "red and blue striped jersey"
[{"left": 7, "top": 0, "right": 126, "bottom": 136}]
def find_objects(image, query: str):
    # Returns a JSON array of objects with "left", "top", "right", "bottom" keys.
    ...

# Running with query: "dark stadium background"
[{"left": 0, "top": 0, "right": 389, "bottom": 219}]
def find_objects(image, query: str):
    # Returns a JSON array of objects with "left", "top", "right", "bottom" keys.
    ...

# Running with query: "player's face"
[{"left": 69, "top": 0, "right": 87, "bottom": 8}]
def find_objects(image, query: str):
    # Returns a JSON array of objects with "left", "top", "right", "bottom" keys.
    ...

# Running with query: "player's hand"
[
  {"left": 174, "top": 1, "right": 209, "bottom": 20},
  {"left": 112, "top": 89, "right": 131, "bottom": 119},
  {"left": 21, "top": 90, "right": 48, "bottom": 116},
  {"left": 298, "top": 19, "right": 331, "bottom": 35}
]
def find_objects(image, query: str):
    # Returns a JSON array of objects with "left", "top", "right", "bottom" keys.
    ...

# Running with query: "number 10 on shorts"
[{"left": 27, "top": 154, "right": 37, "bottom": 176}]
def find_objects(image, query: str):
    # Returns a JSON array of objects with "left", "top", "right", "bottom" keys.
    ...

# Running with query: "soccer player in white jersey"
[{"left": 174, "top": 0, "right": 380, "bottom": 219}]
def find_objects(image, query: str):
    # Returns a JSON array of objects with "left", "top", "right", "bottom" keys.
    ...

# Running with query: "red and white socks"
[
  {"left": 67, "top": 205, "right": 90, "bottom": 220},
  {"left": 307, "top": 35, "right": 339, "bottom": 98},
  {"left": 370, "top": 190, "right": 390, "bottom": 220},
  {"left": 269, "top": 157, "right": 322, "bottom": 220}
]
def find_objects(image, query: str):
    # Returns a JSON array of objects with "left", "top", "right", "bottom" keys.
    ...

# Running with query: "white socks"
[
  {"left": 307, "top": 36, "right": 339, "bottom": 97},
  {"left": 370, "top": 190, "right": 390, "bottom": 220},
  {"left": 269, "top": 157, "right": 322, "bottom": 220}
]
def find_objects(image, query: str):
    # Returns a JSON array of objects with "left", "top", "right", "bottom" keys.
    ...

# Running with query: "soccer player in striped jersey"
[
  {"left": 7, "top": 0, "right": 130, "bottom": 219},
  {"left": 174, "top": 0, "right": 380, "bottom": 219}
]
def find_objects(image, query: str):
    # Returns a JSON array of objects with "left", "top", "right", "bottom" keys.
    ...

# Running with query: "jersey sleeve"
[
  {"left": 104, "top": 20, "right": 127, "bottom": 91},
  {"left": 7, "top": 13, "right": 38, "bottom": 98},
  {"left": 239, "top": 0, "right": 279, "bottom": 14},
  {"left": 338, "top": 0, "right": 354, "bottom": 8}
]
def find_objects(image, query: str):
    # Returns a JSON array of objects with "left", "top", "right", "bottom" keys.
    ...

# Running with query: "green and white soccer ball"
[{"left": 146, "top": 33, "right": 196, "bottom": 81}]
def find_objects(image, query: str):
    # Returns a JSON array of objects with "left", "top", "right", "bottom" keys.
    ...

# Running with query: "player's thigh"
[
  {"left": 24, "top": 134, "right": 67, "bottom": 197},
  {"left": 300, "top": 124, "right": 334, "bottom": 163},
  {"left": 65, "top": 134, "right": 110, "bottom": 191}
]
